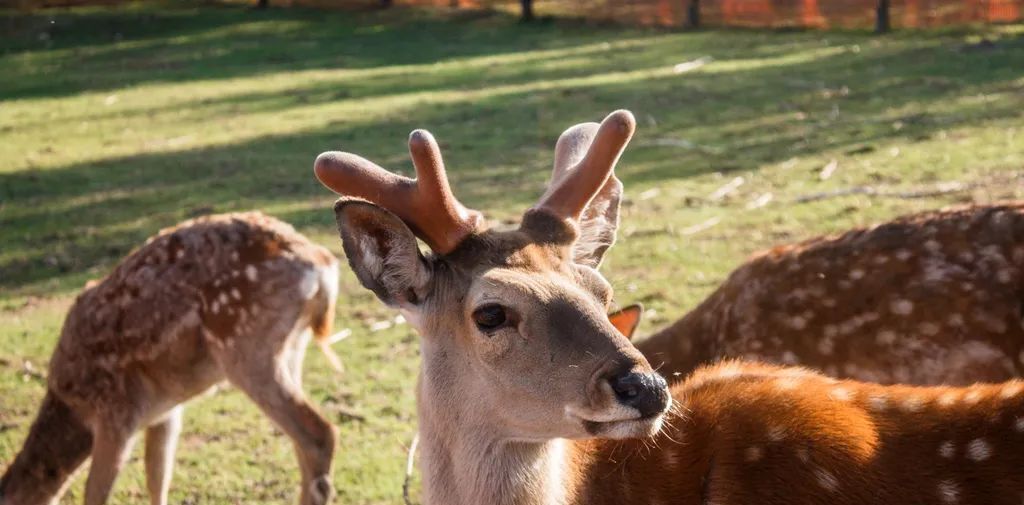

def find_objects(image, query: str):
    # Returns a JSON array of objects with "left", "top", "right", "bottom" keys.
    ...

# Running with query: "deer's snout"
[{"left": 608, "top": 369, "right": 670, "bottom": 418}]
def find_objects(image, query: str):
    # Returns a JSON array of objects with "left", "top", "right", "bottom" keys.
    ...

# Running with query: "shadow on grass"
[{"left": 1, "top": 2, "right": 1022, "bottom": 292}]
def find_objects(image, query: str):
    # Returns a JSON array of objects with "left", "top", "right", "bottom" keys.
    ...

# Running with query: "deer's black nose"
[{"left": 609, "top": 371, "right": 670, "bottom": 417}]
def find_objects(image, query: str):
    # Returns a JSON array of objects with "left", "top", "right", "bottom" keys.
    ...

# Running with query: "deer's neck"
[
  {"left": 417, "top": 341, "right": 580, "bottom": 505},
  {"left": 0, "top": 390, "right": 93, "bottom": 503}
]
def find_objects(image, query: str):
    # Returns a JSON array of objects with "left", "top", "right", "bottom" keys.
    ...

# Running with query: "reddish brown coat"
[{"left": 571, "top": 361, "right": 1024, "bottom": 505}]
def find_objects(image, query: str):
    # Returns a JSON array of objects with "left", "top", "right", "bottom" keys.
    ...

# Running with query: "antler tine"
[
  {"left": 536, "top": 110, "right": 635, "bottom": 221},
  {"left": 314, "top": 132, "right": 482, "bottom": 254}
]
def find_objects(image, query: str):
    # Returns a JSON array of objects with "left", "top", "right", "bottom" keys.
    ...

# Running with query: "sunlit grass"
[{"left": 1, "top": 2, "right": 1022, "bottom": 503}]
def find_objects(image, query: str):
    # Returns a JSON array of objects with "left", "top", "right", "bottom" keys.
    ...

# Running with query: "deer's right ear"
[
  {"left": 608, "top": 304, "right": 643, "bottom": 340},
  {"left": 334, "top": 199, "right": 430, "bottom": 308}
]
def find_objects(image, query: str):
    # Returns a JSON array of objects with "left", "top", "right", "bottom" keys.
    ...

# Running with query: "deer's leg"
[
  {"left": 218, "top": 351, "right": 336, "bottom": 505},
  {"left": 83, "top": 423, "right": 137, "bottom": 505},
  {"left": 144, "top": 405, "right": 183, "bottom": 505}
]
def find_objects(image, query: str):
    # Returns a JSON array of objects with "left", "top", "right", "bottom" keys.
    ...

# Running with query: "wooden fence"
[{"left": 391, "top": 0, "right": 1024, "bottom": 29}]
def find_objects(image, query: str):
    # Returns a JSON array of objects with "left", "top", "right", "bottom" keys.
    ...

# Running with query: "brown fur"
[
  {"left": 638, "top": 202, "right": 1024, "bottom": 385},
  {"left": 1, "top": 212, "right": 340, "bottom": 505},
  {"left": 569, "top": 361, "right": 1024, "bottom": 505}
]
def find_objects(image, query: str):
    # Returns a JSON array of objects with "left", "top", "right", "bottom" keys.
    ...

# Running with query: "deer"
[
  {"left": 315, "top": 109, "right": 1024, "bottom": 505},
  {"left": 1, "top": 212, "right": 340, "bottom": 505},
  {"left": 632, "top": 202, "right": 1024, "bottom": 386}
]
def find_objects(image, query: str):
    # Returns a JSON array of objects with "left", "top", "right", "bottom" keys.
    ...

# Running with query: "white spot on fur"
[
  {"left": 895, "top": 249, "right": 913, "bottom": 261},
  {"left": 937, "top": 391, "right": 959, "bottom": 407},
  {"left": 814, "top": 467, "right": 839, "bottom": 491},
  {"left": 876, "top": 330, "right": 897, "bottom": 345},
  {"left": 788, "top": 316, "right": 808, "bottom": 330},
  {"left": 231, "top": 251, "right": 239, "bottom": 262},
  {"left": 868, "top": 393, "right": 888, "bottom": 411},
  {"left": 230, "top": 288, "right": 241, "bottom": 300},
  {"left": 767, "top": 425, "right": 786, "bottom": 441},
  {"left": 818, "top": 336, "right": 835, "bottom": 355},
  {"left": 939, "top": 441, "right": 955, "bottom": 459},
  {"left": 924, "top": 239, "right": 942, "bottom": 253},
  {"left": 781, "top": 351, "right": 798, "bottom": 365},
  {"left": 775, "top": 377, "right": 801, "bottom": 391},
  {"left": 744, "top": 446, "right": 763, "bottom": 462},
  {"left": 919, "top": 322, "right": 941, "bottom": 336},
  {"left": 963, "top": 390, "right": 983, "bottom": 405},
  {"left": 937, "top": 480, "right": 959, "bottom": 503},
  {"left": 902, "top": 396, "right": 925, "bottom": 413},
  {"left": 796, "top": 446, "right": 810, "bottom": 463},
  {"left": 245, "top": 265, "right": 258, "bottom": 282},
  {"left": 1014, "top": 417, "right": 1024, "bottom": 432},
  {"left": 849, "top": 268, "right": 865, "bottom": 280},
  {"left": 829, "top": 387, "right": 853, "bottom": 401},
  {"left": 890, "top": 299, "right": 914, "bottom": 316},
  {"left": 218, "top": 292, "right": 229, "bottom": 305},
  {"left": 1000, "top": 382, "right": 1023, "bottom": 399},
  {"left": 211, "top": 301, "right": 220, "bottom": 313},
  {"left": 966, "top": 438, "right": 991, "bottom": 461},
  {"left": 947, "top": 313, "right": 965, "bottom": 327}
]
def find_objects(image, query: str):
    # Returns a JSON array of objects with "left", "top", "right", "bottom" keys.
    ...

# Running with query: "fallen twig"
[
  {"left": 403, "top": 432, "right": 420, "bottom": 505},
  {"left": 681, "top": 216, "right": 721, "bottom": 235},
  {"left": 793, "top": 175, "right": 1023, "bottom": 204}
]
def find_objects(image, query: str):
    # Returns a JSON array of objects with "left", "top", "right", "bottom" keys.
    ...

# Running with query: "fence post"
[
  {"left": 876, "top": 0, "right": 891, "bottom": 32},
  {"left": 520, "top": 0, "right": 534, "bottom": 21},
  {"left": 687, "top": 0, "right": 701, "bottom": 28}
]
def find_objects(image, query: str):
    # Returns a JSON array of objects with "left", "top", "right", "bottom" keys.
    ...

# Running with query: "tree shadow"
[{"left": 2, "top": 6, "right": 1022, "bottom": 292}]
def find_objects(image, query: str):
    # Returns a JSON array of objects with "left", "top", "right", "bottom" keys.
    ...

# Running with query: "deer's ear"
[
  {"left": 573, "top": 175, "right": 622, "bottom": 268},
  {"left": 608, "top": 303, "right": 642, "bottom": 340},
  {"left": 334, "top": 199, "right": 430, "bottom": 308},
  {"left": 549, "top": 122, "right": 624, "bottom": 269}
]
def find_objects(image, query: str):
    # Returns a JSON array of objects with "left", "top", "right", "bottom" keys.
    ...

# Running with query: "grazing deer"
[
  {"left": 316, "top": 110, "right": 1024, "bottom": 505},
  {"left": 633, "top": 202, "right": 1024, "bottom": 386},
  {"left": 0, "top": 212, "right": 340, "bottom": 505}
]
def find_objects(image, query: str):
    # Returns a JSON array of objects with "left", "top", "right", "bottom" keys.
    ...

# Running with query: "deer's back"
[
  {"left": 580, "top": 361, "right": 1024, "bottom": 505},
  {"left": 641, "top": 203, "right": 1024, "bottom": 385},
  {"left": 48, "top": 212, "right": 336, "bottom": 404}
]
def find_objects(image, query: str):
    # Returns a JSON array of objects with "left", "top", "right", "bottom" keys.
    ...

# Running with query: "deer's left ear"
[
  {"left": 574, "top": 174, "right": 622, "bottom": 269},
  {"left": 548, "top": 121, "right": 625, "bottom": 269},
  {"left": 608, "top": 303, "right": 643, "bottom": 340}
]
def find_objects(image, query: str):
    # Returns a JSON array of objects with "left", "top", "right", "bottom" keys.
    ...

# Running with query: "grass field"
[{"left": 1, "top": 2, "right": 1022, "bottom": 503}]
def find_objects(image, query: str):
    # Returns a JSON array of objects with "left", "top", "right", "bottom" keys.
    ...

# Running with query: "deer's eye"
[{"left": 472, "top": 304, "right": 507, "bottom": 331}]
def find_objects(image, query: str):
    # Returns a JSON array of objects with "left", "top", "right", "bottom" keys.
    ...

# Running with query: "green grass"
[{"left": 1, "top": 2, "right": 1022, "bottom": 503}]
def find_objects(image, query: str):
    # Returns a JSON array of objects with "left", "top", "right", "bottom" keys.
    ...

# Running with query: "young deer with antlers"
[
  {"left": 633, "top": 202, "right": 1024, "bottom": 385},
  {"left": 316, "top": 110, "right": 1024, "bottom": 505},
  {"left": 1, "top": 212, "right": 340, "bottom": 505}
]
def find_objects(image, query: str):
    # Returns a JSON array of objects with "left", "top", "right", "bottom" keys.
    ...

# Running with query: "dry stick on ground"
[
  {"left": 402, "top": 433, "right": 420, "bottom": 505},
  {"left": 793, "top": 173, "right": 1024, "bottom": 203}
]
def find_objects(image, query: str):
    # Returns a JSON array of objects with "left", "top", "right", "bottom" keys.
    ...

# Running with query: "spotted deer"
[
  {"left": 0, "top": 212, "right": 340, "bottom": 505},
  {"left": 316, "top": 110, "right": 1024, "bottom": 505},
  {"left": 633, "top": 202, "right": 1024, "bottom": 385}
]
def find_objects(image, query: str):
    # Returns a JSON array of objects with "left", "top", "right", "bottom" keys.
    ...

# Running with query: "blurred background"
[{"left": 1, "top": 0, "right": 1022, "bottom": 503}]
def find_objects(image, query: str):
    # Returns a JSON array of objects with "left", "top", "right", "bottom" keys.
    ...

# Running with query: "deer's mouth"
[
  {"left": 581, "top": 413, "right": 665, "bottom": 439},
  {"left": 566, "top": 404, "right": 666, "bottom": 439}
]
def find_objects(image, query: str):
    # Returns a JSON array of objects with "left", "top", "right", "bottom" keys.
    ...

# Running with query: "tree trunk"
[
  {"left": 875, "top": 0, "right": 891, "bottom": 32},
  {"left": 257, "top": 0, "right": 268, "bottom": 9},
  {"left": 520, "top": 0, "right": 534, "bottom": 21},
  {"left": 687, "top": 0, "right": 700, "bottom": 28},
  {"left": 380, "top": 0, "right": 393, "bottom": 8}
]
